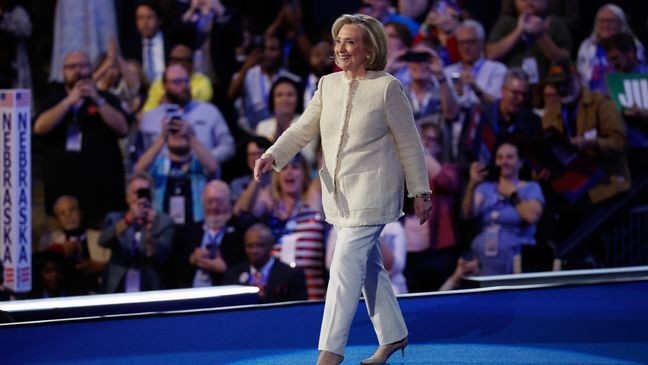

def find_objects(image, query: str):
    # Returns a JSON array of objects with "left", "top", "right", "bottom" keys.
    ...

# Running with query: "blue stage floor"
[{"left": 3, "top": 280, "right": 648, "bottom": 364}]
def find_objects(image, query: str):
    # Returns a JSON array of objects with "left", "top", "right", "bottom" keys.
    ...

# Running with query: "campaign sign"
[
  {"left": 0, "top": 90, "right": 32, "bottom": 292},
  {"left": 607, "top": 73, "right": 648, "bottom": 111}
]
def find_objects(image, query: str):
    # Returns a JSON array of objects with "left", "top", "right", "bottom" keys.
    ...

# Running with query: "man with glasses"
[
  {"left": 139, "top": 64, "right": 235, "bottom": 166},
  {"left": 457, "top": 68, "right": 541, "bottom": 166},
  {"left": 166, "top": 180, "right": 247, "bottom": 289},
  {"left": 142, "top": 44, "right": 214, "bottom": 112},
  {"left": 445, "top": 20, "right": 508, "bottom": 108},
  {"left": 34, "top": 51, "right": 129, "bottom": 228},
  {"left": 542, "top": 59, "right": 630, "bottom": 205}
]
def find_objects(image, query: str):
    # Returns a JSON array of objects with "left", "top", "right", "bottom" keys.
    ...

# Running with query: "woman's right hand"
[
  {"left": 254, "top": 154, "right": 275, "bottom": 182},
  {"left": 468, "top": 161, "right": 487, "bottom": 185}
]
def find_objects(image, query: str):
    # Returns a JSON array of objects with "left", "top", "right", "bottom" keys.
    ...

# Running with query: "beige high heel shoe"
[
  {"left": 317, "top": 350, "right": 344, "bottom": 365},
  {"left": 360, "top": 337, "right": 408, "bottom": 365}
]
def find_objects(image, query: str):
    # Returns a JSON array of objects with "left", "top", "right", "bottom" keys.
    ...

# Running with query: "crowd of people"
[{"left": 0, "top": 0, "right": 646, "bottom": 302}]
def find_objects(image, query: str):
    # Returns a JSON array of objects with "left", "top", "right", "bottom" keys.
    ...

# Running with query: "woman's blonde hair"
[
  {"left": 331, "top": 14, "right": 388, "bottom": 71},
  {"left": 271, "top": 153, "right": 311, "bottom": 202}
]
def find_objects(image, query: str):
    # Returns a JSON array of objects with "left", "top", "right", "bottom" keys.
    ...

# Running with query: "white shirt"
[
  {"left": 444, "top": 58, "right": 507, "bottom": 108},
  {"left": 142, "top": 32, "right": 165, "bottom": 81},
  {"left": 249, "top": 257, "right": 275, "bottom": 286}
]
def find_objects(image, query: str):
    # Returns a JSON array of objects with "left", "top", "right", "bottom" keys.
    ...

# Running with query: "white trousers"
[{"left": 318, "top": 224, "right": 408, "bottom": 355}]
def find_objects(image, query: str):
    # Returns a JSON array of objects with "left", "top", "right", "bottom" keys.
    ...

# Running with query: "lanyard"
[{"left": 561, "top": 105, "right": 576, "bottom": 137}]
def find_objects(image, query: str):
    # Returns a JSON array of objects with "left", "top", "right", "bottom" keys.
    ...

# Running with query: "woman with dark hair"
[
  {"left": 461, "top": 142, "right": 544, "bottom": 276},
  {"left": 255, "top": 76, "right": 305, "bottom": 141},
  {"left": 255, "top": 76, "right": 317, "bottom": 167}
]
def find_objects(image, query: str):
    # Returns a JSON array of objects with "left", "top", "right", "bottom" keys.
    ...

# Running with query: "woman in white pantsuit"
[{"left": 255, "top": 14, "right": 432, "bottom": 365}]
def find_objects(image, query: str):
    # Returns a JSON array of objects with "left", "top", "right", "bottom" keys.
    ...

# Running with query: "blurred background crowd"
[{"left": 0, "top": 0, "right": 646, "bottom": 302}]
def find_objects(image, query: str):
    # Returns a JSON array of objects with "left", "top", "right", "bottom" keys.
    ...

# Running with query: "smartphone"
[
  {"left": 136, "top": 187, "right": 151, "bottom": 201},
  {"left": 461, "top": 250, "right": 474, "bottom": 261},
  {"left": 402, "top": 51, "right": 431, "bottom": 63},
  {"left": 485, "top": 164, "right": 501, "bottom": 181},
  {"left": 166, "top": 104, "right": 182, "bottom": 121}
]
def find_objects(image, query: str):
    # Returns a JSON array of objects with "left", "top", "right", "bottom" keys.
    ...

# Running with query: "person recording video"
[
  {"left": 133, "top": 99, "right": 219, "bottom": 227},
  {"left": 461, "top": 142, "right": 544, "bottom": 276},
  {"left": 34, "top": 50, "right": 130, "bottom": 229},
  {"left": 98, "top": 172, "right": 175, "bottom": 293}
]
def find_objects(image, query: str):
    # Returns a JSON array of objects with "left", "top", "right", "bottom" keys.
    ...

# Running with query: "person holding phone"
[
  {"left": 98, "top": 172, "right": 174, "bottom": 293},
  {"left": 34, "top": 50, "right": 130, "bottom": 229},
  {"left": 133, "top": 94, "right": 218, "bottom": 227},
  {"left": 400, "top": 44, "right": 459, "bottom": 122},
  {"left": 139, "top": 64, "right": 235, "bottom": 165},
  {"left": 461, "top": 142, "right": 544, "bottom": 276}
]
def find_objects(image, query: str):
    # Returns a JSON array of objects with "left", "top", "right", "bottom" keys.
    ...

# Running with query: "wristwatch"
[
  {"left": 96, "top": 97, "right": 107, "bottom": 107},
  {"left": 416, "top": 191, "right": 432, "bottom": 200},
  {"left": 509, "top": 191, "right": 522, "bottom": 206}
]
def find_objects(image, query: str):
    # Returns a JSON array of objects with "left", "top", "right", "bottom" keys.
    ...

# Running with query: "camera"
[
  {"left": 166, "top": 104, "right": 182, "bottom": 121},
  {"left": 401, "top": 51, "right": 431, "bottom": 63},
  {"left": 136, "top": 187, "right": 151, "bottom": 201},
  {"left": 485, "top": 164, "right": 501, "bottom": 181}
]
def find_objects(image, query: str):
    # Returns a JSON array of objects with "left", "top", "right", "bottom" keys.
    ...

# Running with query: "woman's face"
[
  {"left": 495, "top": 144, "right": 521, "bottom": 179},
  {"left": 421, "top": 126, "right": 442, "bottom": 158},
  {"left": 385, "top": 24, "right": 405, "bottom": 55},
  {"left": 595, "top": 7, "right": 622, "bottom": 41},
  {"left": 278, "top": 161, "right": 306, "bottom": 197},
  {"left": 335, "top": 24, "right": 369, "bottom": 74},
  {"left": 543, "top": 83, "right": 560, "bottom": 108},
  {"left": 273, "top": 82, "right": 298, "bottom": 117}
]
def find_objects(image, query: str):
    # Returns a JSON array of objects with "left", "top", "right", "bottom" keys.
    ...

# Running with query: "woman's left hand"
[{"left": 414, "top": 195, "right": 432, "bottom": 224}]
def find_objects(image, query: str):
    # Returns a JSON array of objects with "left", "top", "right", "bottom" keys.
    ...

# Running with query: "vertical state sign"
[{"left": 0, "top": 90, "right": 31, "bottom": 292}]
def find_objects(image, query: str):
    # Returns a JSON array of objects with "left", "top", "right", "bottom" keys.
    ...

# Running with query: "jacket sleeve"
[
  {"left": 383, "top": 79, "right": 431, "bottom": 197},
  {"left": 594, "top": 97, "right": 627, "bottom": 155},
  {"left": 266, "top": 77, "right": 323, "bottom": 171}
]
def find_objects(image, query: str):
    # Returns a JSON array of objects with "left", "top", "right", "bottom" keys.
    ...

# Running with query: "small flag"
[
  {"left": 0, "top": 91, "right": 14, "bottom": 107},
  {"left": 16, "top": 91, "right": 31, "bottom": 108}
]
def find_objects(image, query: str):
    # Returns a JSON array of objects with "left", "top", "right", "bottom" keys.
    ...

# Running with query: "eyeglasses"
[
  {"left": 165, "top": 78, "right": 189, "bottom": 85},
  {"left": 64, "top": 62, "right": 91, "bottom": 70},
  {"left": 170, "top": 56, "right": 193, "bottom": 63},
  {"left": 596, "top": 18, "right": 620, "bottom": 25},
  {"left": 457, "top": 39, "right": 481, "bottom": 46}
]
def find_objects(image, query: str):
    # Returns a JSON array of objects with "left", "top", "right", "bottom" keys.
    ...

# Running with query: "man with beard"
[
  {"left": 165, "top": 180, "right": 247, "bottom": 288},
  {"left": 133, "top": 102, "right": 218, "bottom": 227},
  {"left": 542, "top": 59, "right": 630, "bottom": 205},
  {"left": 34, "top": 51, "right": 129, "bottom": 228},
  {"left": 457, "top": 68, "right": 542, "bottom": 167},
  {"left": 303, "top": 40, "right": 334, "bottom": 109},
  {"left": 139, "top": 64, "right": 235, "bottom": 164}
]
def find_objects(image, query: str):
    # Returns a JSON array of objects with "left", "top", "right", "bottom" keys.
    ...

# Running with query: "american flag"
[
  {"left": 16, "top": 91, "right": 31, "bottom": 107},
  {"left": 4, "top": 267, "right": 15, "bottom": 286},
  {"left": 18, "top": 266, "right": 31, "bottom": 285},
  {"left": 0, "top": 91, "right": 14, "bottom": 107}
]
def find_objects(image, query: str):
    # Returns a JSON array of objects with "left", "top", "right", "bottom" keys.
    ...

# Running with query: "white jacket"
[{"left": 266, "top": 71, "right": 430, "bottom": 227}]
